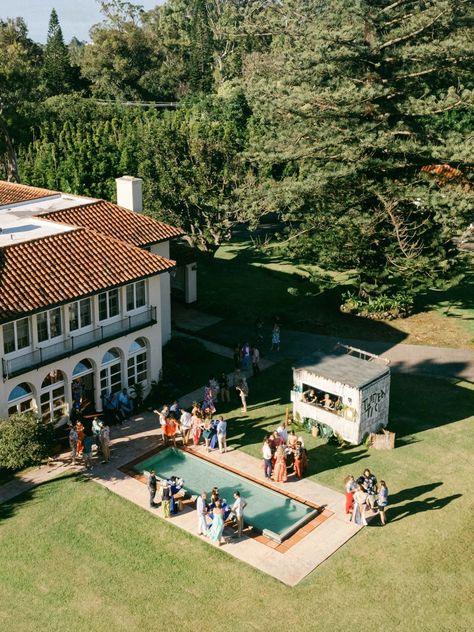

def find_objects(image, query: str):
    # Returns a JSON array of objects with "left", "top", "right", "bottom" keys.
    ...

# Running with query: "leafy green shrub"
[
  {"left": 0, "top": 413, "right": 54, "bottom": 471},
  {"left": 341, "top": 291, "right": 414, "bottom": 319}
]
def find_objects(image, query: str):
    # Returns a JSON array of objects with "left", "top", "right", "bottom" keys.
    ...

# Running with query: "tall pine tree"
[
  {"left": 242, "top": 0, "right": 474, "bottom": 299},
  {"left": 42, "top": 9, "right": 76, "bottom": 96},
  {"left": 188, "top": 0, "right": 214, "bottom": 93}
]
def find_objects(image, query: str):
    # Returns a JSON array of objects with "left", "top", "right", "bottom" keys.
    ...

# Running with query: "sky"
[{"left": 1, "top": 0, "right": 162, "bottom": 43}]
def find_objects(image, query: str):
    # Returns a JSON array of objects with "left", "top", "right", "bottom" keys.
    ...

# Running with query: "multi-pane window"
[
  {"left": 37, "top": 308, "right": 62, "bottom": 342},
  {"left": 98, "top": 289, "right": 120, "bottom": 321},
  {"left": 69, "top": 299, "right": 92, "bottom": 331},
  {"left": 127, "top": 338, "right": 147, "bottom": 386},
  {"left": 3, "top": 318, "right": 30, "bottom": 354},
  {"left": 126, "top": 281, "right": 146, "bottom": 312},
  {"left": 7, "top": 383, "right": 35, "bottom": 416},
  {"left": 100, "top": 349, "right": 122, "bottom": 398},
  {"left": 40, "top": 370, "right": 66, "bottom": 423}
]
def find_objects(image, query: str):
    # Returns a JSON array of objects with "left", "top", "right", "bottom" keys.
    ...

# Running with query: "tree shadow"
[
  {"left": 190, "top": 238, "right": 411, "bottom": 346},
  {"left": 415, "top": 272, "right": 474, "bottom": 318},
  {"left": 0, "top": 471, "right": 86, "bottom": 524},
  {"left": 389, "top": 373, "right": 474, "bottom": 437}
]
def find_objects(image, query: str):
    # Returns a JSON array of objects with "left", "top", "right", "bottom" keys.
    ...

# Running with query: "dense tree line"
[{"left": 1, "top": 0, "right": 473, "bottom": 304}]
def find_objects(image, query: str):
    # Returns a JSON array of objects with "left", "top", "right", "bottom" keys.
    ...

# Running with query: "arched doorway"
[
  {"left": 40, "top": 370, "right": 66, "bottom": 423},
  {"left": 127, "top": 338, "right": 148, "bottom": 388},
  {"left": 8, "top": 382, "right": 36, "bottom": 416},
  {"left": 72, "top": 358, "right": 95, "bottom": 413},
  {"left": 100, "top": 348, "right": 122, "bottom": 399}
]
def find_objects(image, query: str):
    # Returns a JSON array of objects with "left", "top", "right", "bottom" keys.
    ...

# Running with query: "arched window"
[
  {"left": 72, "top": 358, "right": 93, "bottom": 378},
  {"left": 8, "top": 383, "right": 35, "bottom": 416},
  {"left": 72, "top": 359, "right": 95, "bottom": 411},
  {"left": 100, "top": 348, "right": 122, "bottom": 397},
  {"left": 127, "top": 338, "right": 148, "bottom": 388},
  {"left": 40, "top": 370, "right": 66, "bottom": 422}
]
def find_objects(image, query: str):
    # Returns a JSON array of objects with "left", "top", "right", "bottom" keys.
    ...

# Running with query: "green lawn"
[
  {"left": 192, "top": 238, "right": 474, "bottom": 348},
  {"left": 1, "top": 362, "right": 473, "bottom": 632}
]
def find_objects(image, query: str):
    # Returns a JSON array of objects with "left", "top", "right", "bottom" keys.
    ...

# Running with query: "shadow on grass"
[
  {"left": 0, "top": 471, "right": 87, "bottom": 524},
  {"left": 389, "top": 493, "right": 462, "bottom": 522},
  {"left": 188, "top": 240, "right": 412, "bottom": 345},
  {"left": 389, "top": 373, "right": 474, "bottom": 436},
  {"left": 389, "top": 482, "right": 444, "bottom": 505},
  {"left": 415, "top": 271, "right": 474, "bottom": 318}
]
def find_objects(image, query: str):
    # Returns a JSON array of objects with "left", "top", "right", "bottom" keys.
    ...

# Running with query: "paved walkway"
[{"left": 173, "top": 305, "right": 474, "bottom": 381}]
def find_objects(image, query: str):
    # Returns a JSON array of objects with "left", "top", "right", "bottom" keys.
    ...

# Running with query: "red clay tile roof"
[
  {"left": 0, "top": 181, "right": 58, "bottom": 206},
  {"left": 0, "top": 227, "right": 175, "bottom": 322},
  {"left": 41, "top": 200, "right": 183, "bottom": 246}
]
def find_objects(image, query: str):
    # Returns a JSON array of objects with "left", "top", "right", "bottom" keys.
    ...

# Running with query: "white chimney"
[{"left": 115, "top": 176, "right": 143, "bottom": 213}]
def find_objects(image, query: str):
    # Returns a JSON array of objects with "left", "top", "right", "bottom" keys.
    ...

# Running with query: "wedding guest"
[
  {"left": 287, "top": 430, "right": 298, "bottom": 451},
  {"left": 69, "top": 423, "right": 78, "bottom": 465},
  {"left": 352, "top": 484, "right": 368, "bottom": 526},
  {"left": 273, "top": 445, "right": 288, "bottom": 483},
  {"left": 252, "top": 346, "right": 260, "bottom": 376},
  {"left": 99, "top": 421, "right": 111, "bottom": 464},
  {"left": 216, "top": 417, "right": 227, "bottom": 454},
  {"left": 378, "top": 480, "right": 389, "bottom": 526},
  {"left": 161, "top": 479, "right": 172, "bottom": 518},
  {"left": 208, "top": 500, "right": 226, "bottom": 546},
  {"left": 231, "top": 491, "right": 247, "bottom": 538},
  {"left": 362, "top": 468, "right": 378, "bottom": 509},
  {"left": 262, "top": 437, "right": 273, "bottom": 479},
  {"left": 192, "top": 410, "right": 203, "bottom": 446},
  {"left": 271, "top": 323, "right": 280, "bottom": 351},
  {"left": 293, "top": 441, "right": 307, "bottom": 479},
  {"left": 148, "top": 470, "right": 158, "bottom": 508},
  {"left": 76, "top": 419, "right": 85, "bottom": 456},
  {"left": 117, "top": 388, "right": 133, "bottom": 419},
  {"left": 236, "top": 377, "right": 249, "bottom": 413},
  {"left": 180, "top": 409, "right": 193, "bottom": 445},
  {"left": 196, "top": 492, "right": 208, "bottom": 535},
  {"left": 241, "top": 342, "right": 252, "bottom": 370},
  {"left": 276, "top": 422, "right": 288, "bottom": 443},
  {"left": 219, "top": 372, "right": 230, "bottom": 403},
  {"left": 344, "top": 475, "right": 357, "bottom": 515}
]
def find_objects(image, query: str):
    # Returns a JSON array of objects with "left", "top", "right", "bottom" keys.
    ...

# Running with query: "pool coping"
[{"left": 120, "top": 443, "right": 335, "bottom": 550}]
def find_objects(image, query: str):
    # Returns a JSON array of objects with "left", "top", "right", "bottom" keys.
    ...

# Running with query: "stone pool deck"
[{"left": 0, "top": 410, "right": 361, "bottom": 586}]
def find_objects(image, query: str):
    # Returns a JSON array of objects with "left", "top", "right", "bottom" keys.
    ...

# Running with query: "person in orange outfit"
[{"left": 76, "top": 420, "right": 85, "bottom": 456}]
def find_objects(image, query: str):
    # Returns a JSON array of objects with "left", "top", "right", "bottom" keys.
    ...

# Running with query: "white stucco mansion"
[{"left": 0, "top": 177, "right": 190, "bottom": 423}]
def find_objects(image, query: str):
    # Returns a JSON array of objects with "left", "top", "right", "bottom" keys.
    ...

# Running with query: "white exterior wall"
[
  {"left": 292, "top": 367, "right": 390, "bottom": 445},
  {"left": 0, "top": 275, "right": 164, "bottom": 420},
  {"left": 184, "top": 263, "right": 197, "bottom": 303},
  {"left": 358, "top": 375, "right": 390, "bottom": 440},
  {"left": 150, "top": 241, "right": 172, "bottom": 344}
]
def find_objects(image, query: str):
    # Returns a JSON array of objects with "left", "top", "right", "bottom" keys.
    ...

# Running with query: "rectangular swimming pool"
[{"left": 135, "top": 448, "right": 318, "bottom": 543}]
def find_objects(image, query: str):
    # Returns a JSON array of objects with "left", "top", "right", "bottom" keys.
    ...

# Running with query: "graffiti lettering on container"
[{"left": 362, "top": 389, "right": 387, "bottom": 419}]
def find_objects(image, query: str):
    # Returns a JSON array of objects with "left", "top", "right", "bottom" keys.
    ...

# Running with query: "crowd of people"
[
  {"left": 196, "top": 488, "right": 247, "bottom": 545},
  {"left": 154, "top": 394, "right": 229, "bottom": 452},
  {"left": 345, "top": 469, "right": 389, "bottom": 526},
  {"left": 68, "top": 414, "right": 111, "bottom": 469},
  {"left": 262, "top": 422, "right": 309, "bottom": 482},
  {"left": 147, "top": 472, "right": 248, "bottom": 545},
  {"left": 154, "top": 371, "right": 250, "bottom": 451},
  {"left": 102, "top": 388, "right": 134, "bottom": 425}
]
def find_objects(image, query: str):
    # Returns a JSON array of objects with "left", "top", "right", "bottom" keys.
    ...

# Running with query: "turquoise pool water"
[{"left": 136, "top": 448, "right": 317, "bottom": 542}]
